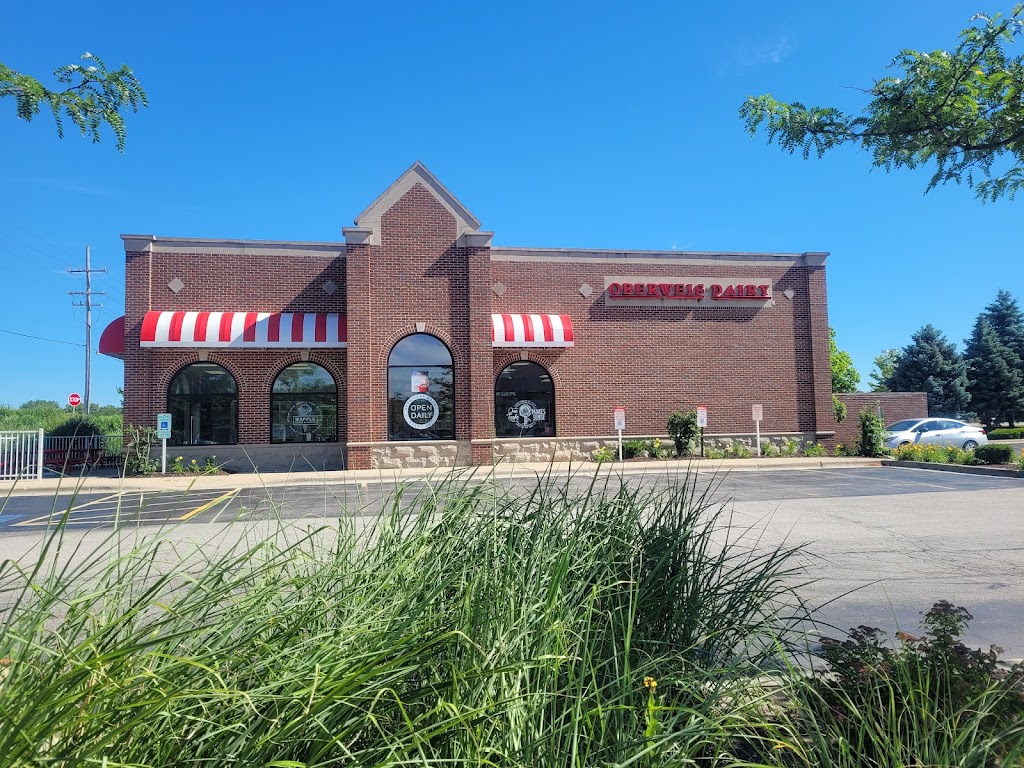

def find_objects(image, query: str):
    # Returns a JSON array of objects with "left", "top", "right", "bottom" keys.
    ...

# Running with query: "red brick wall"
[
  {"left": 832, "top": 392, "right": 928, "bottom": 449},
  {"left": 123, "top": 248, "right": 347, "bottom": 443},
  {"left": 345, "top": 183, "right": 483, "bottom": 468},
  {"left": 489, "top": 259, "right": 830, "bottom": 439},
  {"left": 121, "top": 181, "right": 834, "bottom": 467}
]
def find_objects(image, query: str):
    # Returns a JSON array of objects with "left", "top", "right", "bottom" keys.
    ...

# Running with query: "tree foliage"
[
  {"left": 741, "top": 6, "right": 1024, "bottom": 201},
  {"left": 889, "top": 324, "right": 971, "bottom": 417},
  {"left": 829, "top": 327, "right": 860, "bottom": 392},
  {"left": 1, "top": 52, "right": 147, "bottom": 151},
  {"left": 868, "top": 348, "right": 900, "bottom": 392},
  {"left": 964, "top": 290, "right": 1024, "bottom": 426}
]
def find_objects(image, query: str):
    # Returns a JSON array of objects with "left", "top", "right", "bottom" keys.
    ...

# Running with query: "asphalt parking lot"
[
  {"left": 1, "top": 466, "right": 1015, "bottom": 530},
  {"left": 1, "top": 466, "right": 1021, "bottom": 656}
]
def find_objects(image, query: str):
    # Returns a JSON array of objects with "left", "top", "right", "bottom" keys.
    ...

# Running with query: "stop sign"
[{"left": 68, "top": 393, "right": 82, "bottom": 407}]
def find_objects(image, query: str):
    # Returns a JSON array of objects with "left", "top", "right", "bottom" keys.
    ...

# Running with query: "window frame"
[
  {"left": 166, "top": 362, "right": 239, "bottom": 447},
  {"left": 387, "top": 333, "right": 455, "bottom": 441},
  {"left": 494, "top": 360, "right": 556, "bottom": 438},
  {"left": 270, "top": 362, "right": 338, "bottom": 444}
]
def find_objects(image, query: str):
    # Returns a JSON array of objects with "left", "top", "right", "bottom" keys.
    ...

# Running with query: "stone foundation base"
[
  {"left": 167, "top": 443, "right": 345, "bottom": 473},
  {"left": 492, "top": 434, "right": 814, "bottom": 463}
]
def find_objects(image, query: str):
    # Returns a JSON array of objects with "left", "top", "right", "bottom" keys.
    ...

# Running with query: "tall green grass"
[
  {"left": 1, "top": 470, "right": 1020, "bottom": 766},
  {"left": 0, "top": 471, "right": 811, "bottom": 766}
]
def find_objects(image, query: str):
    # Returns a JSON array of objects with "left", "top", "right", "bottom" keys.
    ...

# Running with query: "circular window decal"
[
  {"left": 403, "top": 393, "right": 440, "bottom": 430},
  {"left": 506, "top": 400, "right": 546, "bottom": 430}
]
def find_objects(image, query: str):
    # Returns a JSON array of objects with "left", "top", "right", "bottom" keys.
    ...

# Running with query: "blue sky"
[{"left": 2, "top": 1, "right": 1020, "bottom": 409}]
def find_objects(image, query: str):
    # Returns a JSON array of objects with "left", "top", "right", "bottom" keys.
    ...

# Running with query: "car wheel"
[
  {"left": 962, "top": 440, "right": 978, "bottom": 450},
  {"left": 898, "top": 441, "right": 911, "bottom": 447}
]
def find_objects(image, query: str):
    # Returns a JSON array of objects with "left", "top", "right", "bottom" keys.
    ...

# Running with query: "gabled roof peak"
[{"left": 346, "top": 161, "right": 484, "bottom": 245}]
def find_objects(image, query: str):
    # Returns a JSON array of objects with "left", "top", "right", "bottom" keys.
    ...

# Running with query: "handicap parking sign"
[{"left": 157, "top": 413, "right": 172, "bottom": 440}]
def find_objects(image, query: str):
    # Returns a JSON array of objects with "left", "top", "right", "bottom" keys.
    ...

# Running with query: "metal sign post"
[
  {"left": 752, "top": 403, "right": 763, "bottom": 457},
  {"left": 156, "top": 413, "right": 172, "bottom": 474},
  {"left": 696, "top": 405, "right": 707, "bottom": 458},
  {"left": 613, "top": 407, "right": 626, "bottom": 462}
]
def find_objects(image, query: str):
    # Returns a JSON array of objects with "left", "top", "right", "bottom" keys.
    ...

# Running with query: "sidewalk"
[{"left": 2, "top": 457, "right": 883, "bottom": 496}]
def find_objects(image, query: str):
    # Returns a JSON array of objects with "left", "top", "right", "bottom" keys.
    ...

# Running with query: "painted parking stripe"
[{"left": 176, "top": 488, "right": 240, "bottom": 521}]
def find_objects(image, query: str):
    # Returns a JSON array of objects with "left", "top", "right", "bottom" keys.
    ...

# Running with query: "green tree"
[
  {"left": 1, "top": 52, "right": 147, "bottom": 151},
  {"left": 889, "top": 324, "right": 971, "bottom": 417},
  {"left": 740, "top": 6, "right": 1024, "bottom": 201},
  {"left": 19, "top": 399, "right": 61, "bottom": 410},
  {"left": 964, "top": 292, "right": 1024, "bottom": 427},
  {"left": 869, "top": 348, "right": 900, "bottom": 392},
  {"left": 830, "top": 327, "right": 860, "bottom": 392}
]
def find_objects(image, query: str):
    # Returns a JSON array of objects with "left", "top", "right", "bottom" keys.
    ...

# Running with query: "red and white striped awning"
[
  {"left": 141, "top": 311, "right": 347, "bottom": 348},
  {"left": 491, "top": 314, "right": 574, "bottom": 347}
]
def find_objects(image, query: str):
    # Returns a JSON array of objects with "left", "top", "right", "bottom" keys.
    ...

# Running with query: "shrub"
[
  {"left": 832, "top": 393, "right": 847, "bottom": 423},
  {"left": 781, "top": 437, "right": 800, "bottom": 456},
  {"left": 974, "top": 444, "right": 1015, "bottom": 465},
  {"left": 760, "top": 441, "right": 779, "bottom": 457},
  {"left": 857, "top": 406, "right": 887, "bottom": 457},
  {"left": 591, "top": 445, "right": 615, "bottom": 462},
  {"left": 804, "top": 442, "right": 826, "bottom": 457},
  {"left": 802, "top": 601, "right": 1024, "bottom": 767},
  {"left": 724, "top": 441, "right": 753, "bottom": 459},
  {"left": 987, "top": 427, "right": 1024, "bottom": 440},
  {"left": 123, "top": 424, "right": 158, "bottom": 476},
  {"left": 621, "top": 439, "right": 650, "bottom": 459},
  {"left": 667, "top": 409, "right": 700, "bottom": 457},
  {"left": 47, "top": 417, "right": 107, "bottom": 437},
  {"left": 832, "top": 442, "right": 851, "bottom": 457}
]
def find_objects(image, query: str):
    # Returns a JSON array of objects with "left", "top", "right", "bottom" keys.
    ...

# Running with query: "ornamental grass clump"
[{"left": 0, "top": 471, "right": 813, "bottom": 767}]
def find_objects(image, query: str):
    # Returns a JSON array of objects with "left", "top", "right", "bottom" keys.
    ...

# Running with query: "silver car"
[{"left": 884, "top": 418, "right": 988, "bottom": 450}]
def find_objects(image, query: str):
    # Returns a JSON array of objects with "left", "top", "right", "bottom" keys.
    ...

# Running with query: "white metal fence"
[{"left": 0, "top": 429, "right": 44, "bottom": 481}]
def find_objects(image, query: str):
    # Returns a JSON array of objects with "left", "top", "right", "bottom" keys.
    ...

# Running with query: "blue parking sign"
[{"left": 157, "top": 413, "right": 172, "bottom": 440}]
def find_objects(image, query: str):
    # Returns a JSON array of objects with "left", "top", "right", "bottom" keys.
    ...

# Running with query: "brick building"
[{"left": 99, "top": 162, "right": 836, "bottom": 471}]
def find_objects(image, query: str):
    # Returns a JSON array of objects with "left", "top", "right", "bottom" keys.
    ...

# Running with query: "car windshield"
[{"left": 885, "top": 419, "right": 921, "bottom": 433}]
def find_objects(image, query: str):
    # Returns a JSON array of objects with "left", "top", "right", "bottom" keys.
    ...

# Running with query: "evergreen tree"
[
  {"left": 982, "top": 290, "right": 1024, "bottom": 360},
  {"left": 965, "top": 293, "right": 1024, "bottom": 427},
  {"left": 889, "top": 325, "right": 970, "bottom": 417}
]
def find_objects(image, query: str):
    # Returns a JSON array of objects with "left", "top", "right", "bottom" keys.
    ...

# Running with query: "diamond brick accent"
[
  {"left": 323, "top": 280, "right": 338, "bottom": 295},
  {"left": 492, "top": 282, "right": 507, "bottom": 296},
  {"left": 168, "top": 277, "right": 185, "bottom": 294},
  {"left": 578, "top": 283, "right": 593, "bottom": 297}
]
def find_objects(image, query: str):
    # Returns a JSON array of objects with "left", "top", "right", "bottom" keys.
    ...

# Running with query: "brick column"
[
  {"left": 463, "top": 235, "right": 494, "bottom": 464},
  {"left": 804, "top": 253, "right": 835, "bottom": 438},
  {"left": 343, "top": 232, "right": 374, "bottom": 469}
]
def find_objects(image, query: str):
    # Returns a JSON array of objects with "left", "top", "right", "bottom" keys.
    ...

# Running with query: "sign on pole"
[
  {"left": 696, "top": 405, "right": 708, "bottom": 458},
  {"left": 68, "top": 393, "right": 81, "bottom": 409},
  {"left": 752, "top": 403, "right": 763, "bottom": 457},
  {"left": 614, "top": 407, "right": 626, "bottom": 461},
  {"left": 157, "top": 413, "right": 172, "bottom": 474}
]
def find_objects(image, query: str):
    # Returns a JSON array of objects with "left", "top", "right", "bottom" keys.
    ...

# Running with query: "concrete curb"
[
  {"left": 881, "top": 460, "right": 1024, "bottom": 478},
  {"left": 1, "top": 457, "right": 884, "bottom": 497}
]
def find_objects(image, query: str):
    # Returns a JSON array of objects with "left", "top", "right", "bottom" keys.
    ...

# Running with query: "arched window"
[
  {"left": 168, "top": 363, "right": 238, "bottom": 446},
  {"left": 387, "top": 334, "right": 454, "bottom": 440},
  {"left": 271, "top": 363, "right": 338, "bottom": 443},
  {"left": 495, "top": 361, "right": 555, "bottom": 438}
]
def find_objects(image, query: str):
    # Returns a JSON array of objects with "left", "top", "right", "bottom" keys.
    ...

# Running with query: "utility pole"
[{"left": 67, "top": 246, "right": 107, "bottom": 415}]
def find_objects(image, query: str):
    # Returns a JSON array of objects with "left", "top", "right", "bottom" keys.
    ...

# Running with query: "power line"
[{"left": 0, "top": 327, "right": 85, "bottom": 347}]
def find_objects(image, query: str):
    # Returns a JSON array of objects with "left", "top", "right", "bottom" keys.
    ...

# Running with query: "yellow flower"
[{"left": 643, "top": 676, "right": 657, "bottom": 690}]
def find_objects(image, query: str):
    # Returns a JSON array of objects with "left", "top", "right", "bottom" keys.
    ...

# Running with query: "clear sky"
[{"left": 1, "top": 1, "right": 1020, "bottom": 410}]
